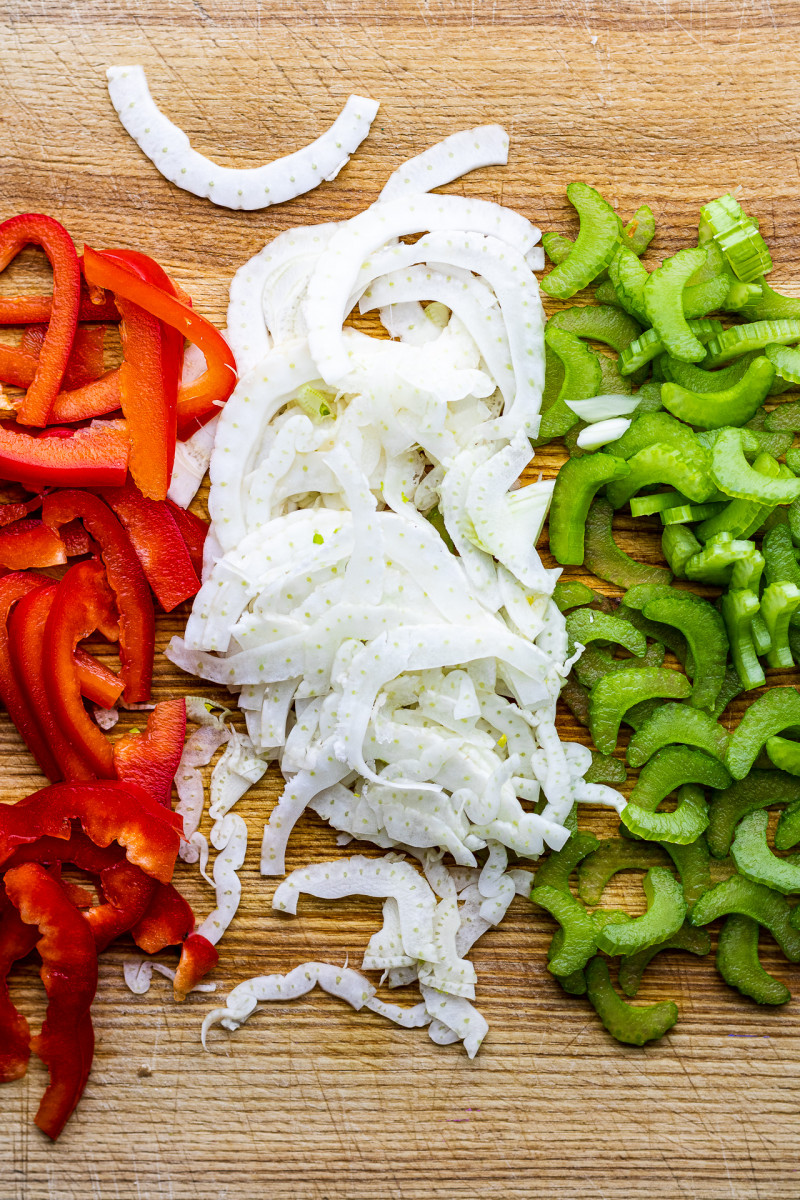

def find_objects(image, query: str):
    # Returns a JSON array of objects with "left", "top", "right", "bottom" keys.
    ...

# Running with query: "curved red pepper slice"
[
  {"left": 173, "top": 932, "right": 218, "bottom": 1000},
  {"left": 0, "top": 420, "right": 130, "bottom": 490},
  {"left": 0, "top": 517, "right": 66, "bottom": 569},
  {"left": 0, "top": 572, "right": 63, "bottom": 780},
  {"left": 42, "top": 490, "right": 153, "bottom": 703},
  {"left": 43, "top": 559, "right": 119, "bottom": 778},
  {"left": 0, "top": 781, "right": 182, "bottom": 883},
  {"left": 2, "top": 830, "right": 124, "bottom": 875},
  {"left": 101, "top": 249, "right": 183, "bottom": 481},
  {"left": 83, "top": 859, "right": 156, "bottom": 952},
  {"left": 4, "top": 862, "right": 98, "bottom": 1140},
  {"left": 131, "top": 881, "right": 194, "bottom": 954},
  {"left": 20, "top": 325, "right": 106, "bottom": 392},
  {"left": 0, "top": 880, "right": 39, "bottom": 1082},
  {"left": 0, "top": 215, "right": 81, "bottom": 427},
  {"left": 165, "top": 500, "right": 208, "bottom": 578},
  {"left": 83, "top": 246, "right": 236, "bottom": 439},
  {"left": 75, "top": 648, "right": 123, "bottom": 708},
  {"left": 113, "top": 698, "right": 186, "bottom": 807},
  {"left": 100, "top": 484, "right": 200, "bottom": 610},
  {"left": 8, "top": 583, "right": 92, "bottom": 780}
]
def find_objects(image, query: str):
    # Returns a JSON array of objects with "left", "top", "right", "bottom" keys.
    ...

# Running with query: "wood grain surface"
[{"left": 2, "top": 1, "right": 800, "bottom": 1196}]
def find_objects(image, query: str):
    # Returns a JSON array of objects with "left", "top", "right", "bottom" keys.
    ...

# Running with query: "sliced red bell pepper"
[
  {"left": 0, "top": 280, "right": 118, "bottom": 325},
  {"left": 0, "top": 215, "right": 81, "bottom": 427},
  {"left": 59, "top": 517, "right": 92, "bottom": 556},
  {"left": 0, "top": 495, "right": 42, "bottom": 528},
  {"left": 173, "top": 932, "right": 218, "bottom": 1000},
  {"left": 20, "top": 324, "right": 106, "bottom": 391},
  {"left": 8, "top": 583, "right": 95, "bottom": 780},
  {"left": 131, "top": 881, "right": 194, "bottom": 954},
  {"left": 0, "top": 517, "right": 66, "bottom": 569},
  {"left": 0, "top": 572, "right": 64, "bottom": 778},
  {"left": 115, "top": 294, "right": 175, "bottom": 501},
  {"left": 4, "top": 862, "right": 98, "bottom": 1140},
  {"left": 99, "top": 483, "right": 200, "bottom": 610},
  {"left": 0, "top": 781, "right": 182, "bottom": 883},
  {"left": 83, "top": 859, "right": 156, "bottom": 952},
  {"left": 42, "top": 490, "right": 153, "bottom": 703},
  {"left": 99, "top": 249, "right": 183, "bottom": 480},
  {"left": 0, "top": 419, "right": 129, "bottom": 490},
  {"left": 113, "top": 698, "right": 186, "bottom": 807},
  {"left": 0, "top": 341, "right": 40, "bottom": 388},
  {"left": 57, "top": 877, "right": 95, "bottom": 909},
  {"left": 75, "top": 648, "right": 124, "bottom": 708},
  {"left": 0, "top": 879, "right": 38, "bottom": 1082},
  {"left": 43, "top": 559, "right": 120, "bottom": 778},
  {"left": 2, "top": 830, "right": 123, "bottom": 875},
  {"left": 83, "top": 246, "right": 236, "bottom": 440},
  {"left": 165, "top": 499, "right": 208, "bottom": 578}
]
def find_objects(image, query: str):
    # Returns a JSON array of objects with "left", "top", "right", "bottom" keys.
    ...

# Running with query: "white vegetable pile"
[
  {"left": 166, "top": 126, "right": 626, "bottom": 1056},
  {"left": 107, "top": 65, "right": 379, "bottom": 211}
]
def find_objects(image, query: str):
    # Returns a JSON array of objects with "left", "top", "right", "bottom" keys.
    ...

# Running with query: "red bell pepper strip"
[
  {"left": 0, "top": 781, "right": 182, "bottom": 883},
  {"left": 83, "top": 859, "right": 156, "bottom": 952},
  {"left": 0, "top": 880, "right": 38, "bottom": 1082},
  {"left": 113, "top": 698, "right": 186, "bottom": 807},
  {"left": 115, "top": 294, "right": 175, "bottom": 501},
  {"left": 75, "top": 648, "right": 124, "bottom": 708},
  {"left": 131, "top": 881, "right": 194, "bottom": 953},
  {"left": 100, "top": 249, "right": 183, "bottom": 479},
  {"left": 44, "top": 372, "right": 122, "bottom": 423},
  {"left": 0, "top": 495, "right": 42, "bottom": 528},
  {"left": 2, "top": 830, "right": 123, "bottom": 875},
  {"left": 59, "top": 517, "right": 92, "bottom": 555},
  {"left": 20, "top": 324, "right": 106, "bottom": 391},
  {"left": 0, "top": 571, "right": 63, "bottom": 779},
  {"left": 43, "top": 559, "right": 120, "bottom": 778},
  {"left": 0, "top": 341, "right": 40, "bottom": 388},
  {"left": 42, "top": 490, "right": 153, "bottom": 703},
  {"left": 165, "top": 499, "right": 208, "bottom": 578},
  {"left": 99, "top": 484, "right": 200, "bottom": 610},
  {"left": 0, "top": 419, "right": 129, "bottom": 490},
  {"left": 0, "top": 517, "right": 66, "bottom": 569},
  {"left": 83, "top": 246, "right": 236, "bottom": 439},
  {"left": 0, "top": 280, "right": 118, "bottom": 326},
  {"left": 8, "top": 583, "right": 95, "bottom": 780},
  {"left": 0, "top": 215, "right": 81, "bottom": 427},
  {"left": 173, "top": 932, "right": 218, "bottom": 1000},
  {"left": 4, "top": 862, "right": 98, "bottom": 1140}
]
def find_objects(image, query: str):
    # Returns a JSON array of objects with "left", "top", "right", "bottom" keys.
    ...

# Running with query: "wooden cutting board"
[{"left": 3, "top": 1, "right": 800, "bottom": 1195}]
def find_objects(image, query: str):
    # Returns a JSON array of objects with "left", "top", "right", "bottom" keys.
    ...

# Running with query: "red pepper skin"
[
  {"left": 0, "top": 572, "right": 63, "bottom": 779},
  {"left": 59, "top": 517, "right": 92, "bottom": 555},
  {"left": 173, "top": 932, "right": 218, "bottom": 1000},
  {"left": 113, "top": 698, "right": 186, "bottom": 807},
  {"left": 75, "top": 648, "right": 124, "bottom": 708},
  {"left": 131, "top": 881, "right": 194, "bottom": 953},
  {"left": 83, "top": 859, "right": 156, "bottom": 951},
  {"left": 20, "top": 325, "right": 106, "bottom": 391},
  {"left": 0, "top": 880, "right": 38, "bottom": 1081},
  {"left": 0, "top": 781, "right": 182, "bottom": 883},
  {"left": 43, "top": 560, "right": 119, "bottom": 777},
  {"left": 0, "top": 517, "right": 66, "bottom": 569},
  {"left": 4, "top": 862, "right": 98, "bottom": 1140},
  {"left": 165, "top": 500, "right": 208, "bottom": 578},
  {"left": 0, "top": 215, "right": 81, "bottom": 427},
  {"left": 9, "top": 584, "right": 95, "bottom": 780},
  {"left": 42, "top": 490, "right": 154, "bottom": 703},
  {"left": 0, "top": 420, "right": 130, "bottom": 490},
  {"left": 100, "top": 484, "right": 200, "bottom": 610},
  {"left": 83, "top": 246, "right": 236, "bottom": 439},
  {"left": 41, "top": 371, "right": 122, "bottom": 425}
]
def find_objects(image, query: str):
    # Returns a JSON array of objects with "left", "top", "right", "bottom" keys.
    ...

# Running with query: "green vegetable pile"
[{"left": 533, "top": 183, "right": 800, "bottom": 1046}]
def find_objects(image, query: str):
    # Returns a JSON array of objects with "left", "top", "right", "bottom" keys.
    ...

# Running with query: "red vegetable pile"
[{"left": 0, "top": 213, "right": 237, "bottom": 1140}]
